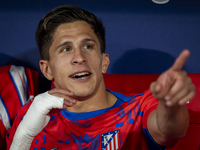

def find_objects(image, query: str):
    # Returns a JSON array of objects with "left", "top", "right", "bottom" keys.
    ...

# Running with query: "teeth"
[{"left": 71, "top": 72, "right": 90, "bottom": 78}]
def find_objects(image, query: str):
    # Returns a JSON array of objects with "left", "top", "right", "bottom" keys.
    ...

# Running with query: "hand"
[
  {"left": 150, "top": 50, "right": 196, "bottom": 107},
  {"left": 48, "top": 88, "right": 76, "bottom": 109},
  {"left": 10, "top": 89, "right": 76, "bottom": 150}
]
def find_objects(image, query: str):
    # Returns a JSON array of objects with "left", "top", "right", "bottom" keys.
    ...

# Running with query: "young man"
[{"left": 6, "top": 5, "right": 195, "bottom": 150}]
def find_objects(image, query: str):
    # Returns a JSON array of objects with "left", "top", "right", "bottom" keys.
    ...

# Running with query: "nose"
[{"left": 71, "top": 49, "right": 87, "bottom": 65}]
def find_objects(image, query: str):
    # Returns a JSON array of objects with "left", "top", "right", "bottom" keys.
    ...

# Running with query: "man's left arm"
[{"left": 147, "top": 50, "right": 196, "bottom": 147}]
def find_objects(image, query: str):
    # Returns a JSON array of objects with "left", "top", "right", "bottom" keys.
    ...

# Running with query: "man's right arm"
[{"left": 9, "top": 89, "right": 75, "bottom": 150}]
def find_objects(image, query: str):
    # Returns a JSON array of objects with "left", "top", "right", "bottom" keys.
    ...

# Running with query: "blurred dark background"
[{"left": 0, "top": 0, "right": 200, "bottom": 75}]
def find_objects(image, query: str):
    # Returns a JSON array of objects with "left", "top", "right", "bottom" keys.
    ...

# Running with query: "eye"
[
  {"left": 62, "top": 46, "right": 72, "bottom": 52},
  {"left": 83, "top": 44, "right": 93, "bottom": 50}
]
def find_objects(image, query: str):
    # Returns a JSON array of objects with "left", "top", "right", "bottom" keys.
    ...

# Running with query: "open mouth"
[{"left": 70, "top": 72, "right": 91, "bottom": 79}]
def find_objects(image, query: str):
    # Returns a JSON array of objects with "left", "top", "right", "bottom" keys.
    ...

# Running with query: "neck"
[{"left": 66, "top": 84, "right": 117, "bottom": 113}]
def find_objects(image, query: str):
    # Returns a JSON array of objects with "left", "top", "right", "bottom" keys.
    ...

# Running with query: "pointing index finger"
[{"left": 171, "top": 49, "right": 190, "bottom": 71}]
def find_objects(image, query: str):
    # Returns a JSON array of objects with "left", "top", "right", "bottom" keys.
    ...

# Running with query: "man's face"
[{"left": 40, "top": 21, "right": 109, "bottom": 99}]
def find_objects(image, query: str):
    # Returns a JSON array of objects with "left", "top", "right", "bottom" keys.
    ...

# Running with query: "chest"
[{"left": 30, "top": 102, "right": 147, "bottom": 150}]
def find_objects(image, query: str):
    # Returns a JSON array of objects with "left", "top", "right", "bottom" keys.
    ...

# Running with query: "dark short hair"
[{"left": 35, "top": 5, "right": 106, "bottom": 60}]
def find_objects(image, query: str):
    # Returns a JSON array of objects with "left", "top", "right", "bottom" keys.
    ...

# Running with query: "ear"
[
  {"left": 102, "top": 53, "right": 110, "bottom": 74},
  {"left": 39, "top": 60, "right": 54, "bottom": 81}
]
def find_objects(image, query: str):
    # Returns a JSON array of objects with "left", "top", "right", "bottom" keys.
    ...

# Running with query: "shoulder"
[
  {"left": 123, "top": 89, "right": 158, "bottom": 104},
  {"left": 108, "top": 89, "right": 158, "bottom": 110},
  {"left": 16, "top": 101, "right": 32, "bottom": 118},
  {"left": 122, "top": 90, "right": 159, "bottom": 122},
  {"left": 6, "top": 101, "right": 32, "bottom": 149}
]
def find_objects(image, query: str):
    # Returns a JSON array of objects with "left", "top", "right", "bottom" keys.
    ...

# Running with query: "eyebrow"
[
  {"left": 55, "top": 38, "right": 97, "bottom": 51},
  {"left": 81, "top": 38, "right": 97, "bottom": 44},
  {"left": 55, "top": 41, "right": 72, "bottom": 51}
]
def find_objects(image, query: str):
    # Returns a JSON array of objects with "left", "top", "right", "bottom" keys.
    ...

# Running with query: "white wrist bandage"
[{"left": 10, "top": 92, "right": 64, "bottom": 150}]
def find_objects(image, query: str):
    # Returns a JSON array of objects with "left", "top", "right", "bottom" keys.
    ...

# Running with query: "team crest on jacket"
[{"left": 101, "top": 130, "right": 120, "bottom": 150}]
